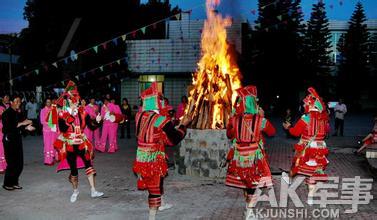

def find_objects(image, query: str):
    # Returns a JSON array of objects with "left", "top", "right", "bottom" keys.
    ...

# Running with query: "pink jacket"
[
  {"left": 101, "top": 103, "right": 121, "bottom": 123},
  {"left": 85, "top": 104, "right": 99, "bottom": 119},
  {"left": 0, "top": 106, "right": 5, "bottom": 131},
  {"left": 40, "top": 107, "right": 52, "bottom": 132}
]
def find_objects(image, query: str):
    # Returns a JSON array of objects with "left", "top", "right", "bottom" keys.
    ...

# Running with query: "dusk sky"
[{"left": 1, "top": 0, "right": 377, "bottom": 34}]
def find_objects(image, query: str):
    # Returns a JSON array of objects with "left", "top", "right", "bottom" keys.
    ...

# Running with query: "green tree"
[
  {"left": 303, "top": 1, "right": 332, "bottom": 96},
  {"left": 337, "top": 2, "right": 370, "bottom": 102},
  {"left": 252, "top": 0, "right": 305, "bottom": 112}
]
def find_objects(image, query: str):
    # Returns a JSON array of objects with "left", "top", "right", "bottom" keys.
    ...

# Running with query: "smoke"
[{"left": 217, "top": 0, "right": 242, "bottom": 20}]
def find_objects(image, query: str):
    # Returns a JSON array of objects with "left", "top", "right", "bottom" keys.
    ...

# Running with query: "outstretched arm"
[
  {"left": 262, "top": 118, "right": 276, "bottom": 137},
  {"left": 162, "top": 121, "right": 187, "bottom": 146},
  {"left": 287, "top": 119, "right": 306, "bottom": 137}
]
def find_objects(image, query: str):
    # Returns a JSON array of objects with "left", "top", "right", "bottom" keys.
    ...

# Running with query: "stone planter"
[{"left": 176, "top": 128, "right": 231, "bottom": 178}]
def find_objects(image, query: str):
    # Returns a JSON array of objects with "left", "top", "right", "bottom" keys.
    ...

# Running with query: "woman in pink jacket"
[
  {"left": 40, "top": 98, "right": 59, "bottom": 165},
  {"left": 0, "top": 104, "right": 7, "bottom": 172},
  {"left": 99, "top": 99, "right": 122, "bottom": 153}
]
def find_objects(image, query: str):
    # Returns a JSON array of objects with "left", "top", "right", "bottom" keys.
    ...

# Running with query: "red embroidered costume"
[
  {"left": 286, "top": 87, "right": 330, "bottom": 184},
  {"left": 225, "top": 85, "right": 275, "bottom": 217},
  {"left": 52, "top": 81, "right": 103, "bottom": 203},
  {"left": 133, "top": 82, "right": 187, "bottom": 214}
]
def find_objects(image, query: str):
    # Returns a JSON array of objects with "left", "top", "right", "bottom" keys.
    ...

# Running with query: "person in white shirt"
[
  {"left": 25, "top": 97, "right": 39, "bottom": 135},
  {"left": 333, "top": 99, "right": 347, "bottom": 136}
]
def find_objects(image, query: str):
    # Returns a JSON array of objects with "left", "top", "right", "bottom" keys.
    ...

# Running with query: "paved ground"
[{"left": 0, "top": 114, "right": 376, "bottom": 220}]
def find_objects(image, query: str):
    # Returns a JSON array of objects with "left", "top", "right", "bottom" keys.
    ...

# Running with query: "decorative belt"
[
  {"left": 138, "top": 142, "right": 163, "bottom": 152},
  {"left": 300, "top": 140, "right": 326, "bottom": 148},
  {"left": 235, "top": 142, "right": 259, "bottom": 154}
]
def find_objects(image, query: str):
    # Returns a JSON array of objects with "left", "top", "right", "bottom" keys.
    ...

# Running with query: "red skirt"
[
  {"left": 133, "top": 156, "right": 168, "bottom": 192},
  {"left": 225, "top": 145, "right": 273, "bottom": 189},
  {"left": 291, "top": 143, "right": 329, "bottom": 183}
]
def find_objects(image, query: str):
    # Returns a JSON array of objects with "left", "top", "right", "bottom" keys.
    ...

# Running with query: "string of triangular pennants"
[
  {"left": 44, "top": 56, "right": 129, "bottom": 89},
  {"left": 8, "top": 0, "right": 346, "bottom": 86},
  {"left": 9, "top": 9, "right": 198, "bottom": 84}
]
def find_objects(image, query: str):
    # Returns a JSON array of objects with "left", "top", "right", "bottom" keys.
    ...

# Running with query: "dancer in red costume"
[
  {"left": 283, "top": 87, "right": 330, "bottom": 205},
  {"left": 225, "top": 85, "right": 276, "bottom": 219},
  {"left": 133, "top": 82, "right": 191, "bottom": 220},
  {"left": 53, "top": 81, "right": 103, "bottom": 203}
]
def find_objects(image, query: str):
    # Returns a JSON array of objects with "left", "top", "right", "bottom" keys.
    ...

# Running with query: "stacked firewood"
[{"left": 183, "top": 65, "right": 233, "bottom": 129}]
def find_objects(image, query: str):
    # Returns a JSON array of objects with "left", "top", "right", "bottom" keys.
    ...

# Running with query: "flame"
[{"left": 185, "top": 0, "right": 242, "bottom": 129}]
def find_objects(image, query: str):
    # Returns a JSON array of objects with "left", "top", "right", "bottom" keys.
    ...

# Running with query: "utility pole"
[
  {"left": 9, "top": 44, "right": 12, "bottom": 95},
  {"left": 0, "top": 34, "right": 17, "bottom": 95}
]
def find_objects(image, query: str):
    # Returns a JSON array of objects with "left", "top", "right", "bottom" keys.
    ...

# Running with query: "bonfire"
[{"left": 183, "top": 0, "right": 242, "bottom": 129}]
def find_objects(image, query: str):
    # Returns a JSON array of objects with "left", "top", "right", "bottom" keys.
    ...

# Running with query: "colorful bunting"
[
  {"left": 93, "top": 46, "right": 99, "bottom": 53},
  {"left": 112, "top": 38, "right": 118, "bottom": 46},
  {"left": 14, "top": 2, "right": 349, "bottom": 84},
  {"left": 70, "top": 50, "right": 78, "bottom": 61},
  {"left": 102, "top": 42, "right": 108, "bottom": 50}
]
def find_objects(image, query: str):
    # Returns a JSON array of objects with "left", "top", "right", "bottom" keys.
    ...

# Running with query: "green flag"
[{"left": 93, "top": 46, "right": 98, "bottom": 53}]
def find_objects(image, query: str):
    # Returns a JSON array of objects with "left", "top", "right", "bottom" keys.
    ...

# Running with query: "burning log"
[{"left": 182, "top": 0, "right": 242, "bottom": 130}]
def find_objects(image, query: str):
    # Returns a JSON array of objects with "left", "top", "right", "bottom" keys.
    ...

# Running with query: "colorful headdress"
[
  {"left": 303, "top": 87, "right": 325, "bottom": 113},
  {"left": 56, "top": 81, "right": 80, "bottom": 108},
  {"left": 140, "top": 82, "right": 164, "bottom": 111},
  {"left": 234, "top": 85, "right": 258, "bottom": 114}
]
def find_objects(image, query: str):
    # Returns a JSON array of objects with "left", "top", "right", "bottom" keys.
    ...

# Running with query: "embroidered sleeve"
[
  {"left": 288, "top": 115, "right": 308, "bottom": 137},
  {"left": 262, "top": 118, "right": 276, "bottom": 137},
  {"left": 162, "top": 119, "right": 187, "bottom": 146}
]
